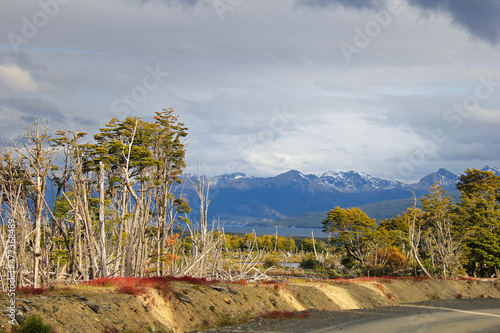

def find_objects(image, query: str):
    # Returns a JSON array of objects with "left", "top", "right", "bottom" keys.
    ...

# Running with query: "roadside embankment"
[{"left": 1, "top": 278, "right": 499, "bottom": 332}]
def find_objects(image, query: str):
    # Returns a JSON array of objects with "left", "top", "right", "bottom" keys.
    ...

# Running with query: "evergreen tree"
[{"left": 456, "top": 169, "right": 500, "bottom": 277}]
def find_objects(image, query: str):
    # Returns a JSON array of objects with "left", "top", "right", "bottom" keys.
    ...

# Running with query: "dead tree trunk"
[
  {"left": 99, "top": 162, "right": 108, "bottom": 278},
  {"left": 407, "top": 193, "right": 433, "bottom": 278},
  {"left": 16, "top": 120, "right": 56, "bottom": 287}
]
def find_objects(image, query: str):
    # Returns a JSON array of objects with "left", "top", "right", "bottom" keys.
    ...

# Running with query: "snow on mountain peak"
[
  {"left": 482, "top": 165, "right": 500, "bottom": 176},
  {"left": 320, "top": 170, "right": 405, "bottom": 192}
]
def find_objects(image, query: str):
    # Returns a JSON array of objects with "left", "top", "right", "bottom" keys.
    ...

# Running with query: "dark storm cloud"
[
  {"left": 0, "top": 97, "right": 66, "bottom": 120},
  {"left": 299, "top": 0, "right": 500, "bottom": 44},
  {"left": 132, "top": 0, "right": 202, "bottom": 7},
  {"left": 1, "top": 0, "right": 498, "bottom": 180},
  {"left": 409, "top": 0, "right": 500, "bottom": 44},
  {"left": 0, "top": 97, "right": 68, "bottom": 140},
  {"left": 0, "top": 49, "right": 47, "bottom": 71}
]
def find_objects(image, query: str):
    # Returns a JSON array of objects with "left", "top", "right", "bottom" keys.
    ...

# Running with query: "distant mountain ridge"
[
  {"left": 411, "top": 168, "right": 460, "bottom": 191},
  {"left": 182, "top": 166, "right": 499, "bottom": 226},
  {"left": 319, "top": 170, "right": 408, "bottom": 192}
]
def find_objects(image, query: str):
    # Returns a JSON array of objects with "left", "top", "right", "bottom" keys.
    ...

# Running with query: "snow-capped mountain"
[
  {"left": 182, "top": 166, "right": 497, "bottom": 225},
  {"left": 481, "top": 165, "right": 500, "bottom": 176},
  {"left": 211, "top": 172, "right": 249, "bottom": 184},
  {"left": 320, "top": 170, "right": 408, "bottom": 192},
  {"left": 411, "top": 168, "right": 460, "bottom": 190}
]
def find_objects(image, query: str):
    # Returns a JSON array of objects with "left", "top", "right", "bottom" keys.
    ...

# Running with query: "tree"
[
  {"left": 456, "top": 169, "right": 500, "bottom": 277},
  {"left": 377, "top": 214, "right": 409, "bottom": 252},
  {"left": 0, "top": 110, "right": 192, "bottom": 286},
  {"left": 0, "top": 146, "right": 32, "bottom": 287},
  {"left": 420, "top": 183, "right": 463, "bottom": 278},
  {"left": 91, "top": 110, "right": 189, "bottom": 277},
  {"left": 404, "top": 194, "right": 432, "bottom": 278},
  {"left": 300, "top": 238, "right": 326, "bottom": 253},
  {"left": 149, "top": 109, "right": 189, "bottom": 275},
  {"left": 322, "top": 207, "right": 377, "bottom": 265},
  {"left": 51, "top": 129, "right": 95, "bottom": 280},
  {"left": 16, "top": 120, "right": 57, "bottom": 287}
]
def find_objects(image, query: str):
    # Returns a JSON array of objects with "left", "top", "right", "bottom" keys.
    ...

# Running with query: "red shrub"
[
  {"left": 260, "top": 311, "right": 309, "bottom": 320},
  {"left": 117, "top": 284, "right": 146, "bottom": 296},
  {"left": 331, "top": 278, "right": 354, "bottom": 285},
  {"left": 233, "top": 279, "right": 248, "bottom": 285},
  {"left": 83, "top": 276, "right": 173, "bottom": 298},
  {"left": 409, "top": 276, "right": 433, "bottom": 281},
  {"left": 144, "top": 277, "right": 174, "bottom": 297},
  {"left": 261, "top": 280, "right": 277, "bottom": 284},
  {"left": 166, "top": 276, "right": 218, "bottom": 286},
  {"left": 84, "top": 277, "right": 117, "bottom": 287},
  {"left": 456, "top": 276, "right": 477, "bottom": 281},
  {"left": 16, "top": 286, "right": 48, "bottom": 295}
]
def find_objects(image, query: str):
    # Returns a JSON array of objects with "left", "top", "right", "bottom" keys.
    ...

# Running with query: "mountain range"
[{"left": 182, "top": 166, "right": 500, "bottom": 227}]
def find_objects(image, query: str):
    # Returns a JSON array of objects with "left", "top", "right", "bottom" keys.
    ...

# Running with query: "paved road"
[{"left": 196, "top": 298, "right": 500, "bottom": 333}]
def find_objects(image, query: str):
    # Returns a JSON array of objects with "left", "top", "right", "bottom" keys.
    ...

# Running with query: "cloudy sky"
[{"left": 1, "top": 0, "right": 499, "bottom": 182}]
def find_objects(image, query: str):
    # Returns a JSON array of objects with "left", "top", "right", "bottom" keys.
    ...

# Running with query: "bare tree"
[
  {"left": 98, "top": 161, "right": 108, "bottom": 278},
  {"left": 421, "top": 183, "right": 465, "bottom": 278},
  {"left": 406, "top": 192, "right": 433, "bottom": 278},
  {"left": 15, "top": 120, "right": 57, "bottom": 287},
  {"left": 0, "top": 146, "right": 32, "bottom": 287},
  {"left": 190, "top": 164, "right": 210, "bottom": 255}
]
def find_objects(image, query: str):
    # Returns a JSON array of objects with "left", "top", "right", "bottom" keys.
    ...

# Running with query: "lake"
[{"left": 209, "top": 225, "right": 329, "bottom": 238}]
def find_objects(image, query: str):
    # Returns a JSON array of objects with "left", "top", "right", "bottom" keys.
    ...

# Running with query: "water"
[
  {"left": 279, "top": 262, "right": 300, "bottom": 268},
  {"left": 210, "top": 225, "right": 329, "bottom": 238}
]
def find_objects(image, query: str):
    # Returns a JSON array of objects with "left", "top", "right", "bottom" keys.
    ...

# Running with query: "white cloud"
[{"left": 0, "top": 64, "right": 39, "bottom": 93}]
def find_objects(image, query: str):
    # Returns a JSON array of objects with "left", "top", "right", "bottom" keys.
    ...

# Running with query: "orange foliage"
[
  {"left": 372, "top": 247, "right": 407, "bottom": 268},
  {"left": 163, "top": 253, "right": 177, "bottom": 265},
  {"left": 386, "top": 247, "right": 406, "bottom": 267},
  {"left": 166, "top": 233, "right": 179, "bottom": 247}
]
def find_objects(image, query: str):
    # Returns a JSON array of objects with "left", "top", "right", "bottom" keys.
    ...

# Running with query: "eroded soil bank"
[{"left": 1, "top": 278, "right": 499, "bottom": 333}]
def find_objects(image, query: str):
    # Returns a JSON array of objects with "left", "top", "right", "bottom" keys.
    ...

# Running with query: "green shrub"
[
  {"left": 12, "top": 314, "right": 53, "bottom": 333},
  {"left": 300, "top": 256, "right": 321, "bottom": 270},
  {"left": 263, "top": 255, "right": 279, "bottom": 268}
]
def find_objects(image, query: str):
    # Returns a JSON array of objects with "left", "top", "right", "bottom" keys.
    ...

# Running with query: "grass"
[
  {"left": 166, "top": 275, "right": 219, "bottom": 286},
  {"left": 81, "top": 275, "right": 220, "bottom": 298},
  {"left": 16, "top": 286, "right": 50, "bottom": 295},
  {"left": 329, "top": 275, "right": 435, "bottom": 285},
  {"left": 83, "top": 277, "right": 174, "bottom": 298},
  {"left": 259, "top": 280, "right": 290, "bottom": 289},
  {"left": 429, "top": 292, "right": 440, "bottom": 300},
  {"left": 15, "top": 275, "right": 219, "bottom": 298},
  {"left": 215, "top": 314, "right": 239, "bottom": 327}
]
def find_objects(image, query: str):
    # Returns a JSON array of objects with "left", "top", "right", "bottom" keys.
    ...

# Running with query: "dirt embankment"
[{"left": 1, "top": 278, "right": 499, "bottom": 333}]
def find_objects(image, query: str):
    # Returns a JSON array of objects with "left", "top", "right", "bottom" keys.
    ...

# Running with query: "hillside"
[
  {"left": 248, "top": 190, "right": 461, "bottom": 228},
  {"left": 181, "top": 167, "right": 500, "bottom": 226},
  {"left": 1, "top": 278, "right": 499, "bottom": 332}
]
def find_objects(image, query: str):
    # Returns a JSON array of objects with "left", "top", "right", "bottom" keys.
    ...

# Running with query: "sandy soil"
[{"left": 1, "top": 278, "right": 499, "bottom": 333}]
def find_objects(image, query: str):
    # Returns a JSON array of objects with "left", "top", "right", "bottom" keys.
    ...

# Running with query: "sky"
[{"left": 1, "top": 0, "right": 499, "bottom": 183}]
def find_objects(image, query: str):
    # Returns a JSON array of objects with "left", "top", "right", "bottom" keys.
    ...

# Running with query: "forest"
[{"left": 1, "top": 109, "right": 499, "bottom": 291}]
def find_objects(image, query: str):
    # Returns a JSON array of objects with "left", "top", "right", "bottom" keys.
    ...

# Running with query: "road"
[{"left": 197, "top": 298, "right": 500, "bottom": 333}]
